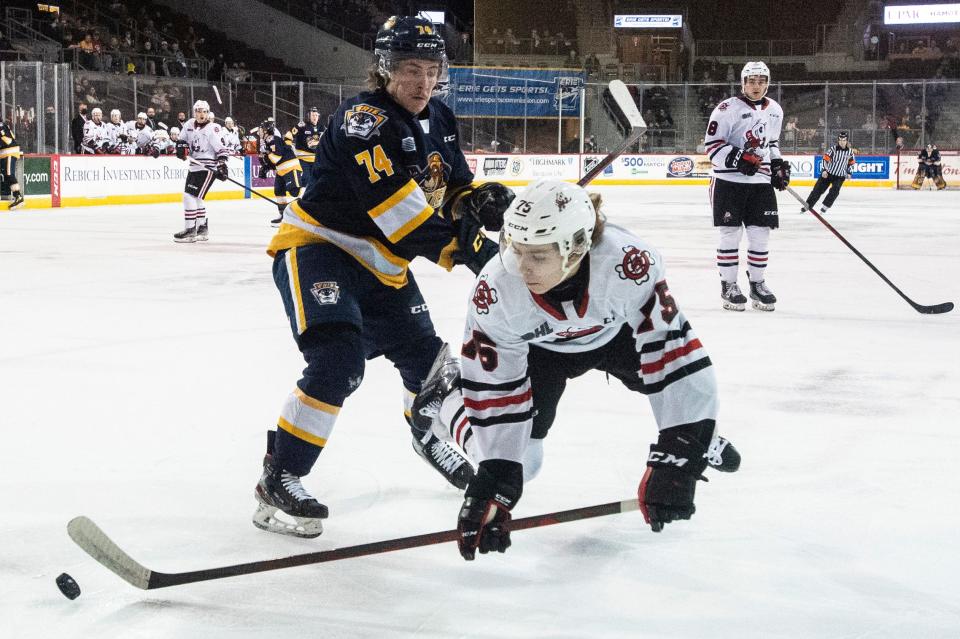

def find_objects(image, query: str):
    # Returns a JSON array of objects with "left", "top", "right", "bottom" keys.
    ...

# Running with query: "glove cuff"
[
  {"left": 465, "top": 459, "right": 523, "bottom": 510},
  {"left": 647, "top": 420, "right": 714, "bottom": 476}
]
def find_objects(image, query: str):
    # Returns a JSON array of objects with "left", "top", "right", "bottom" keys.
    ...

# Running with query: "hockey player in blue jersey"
[
  {"left": 257, "top": 118, "right": 303, "bottom": 226},
  {"left": 291, "top": 106, "right": 325, "bottom": 188},
  {"left": 252, "top": 15, "right": 515, "bottom": 538}
]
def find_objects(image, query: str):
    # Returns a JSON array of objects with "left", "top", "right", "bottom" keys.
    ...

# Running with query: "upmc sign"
[
  {"left": 613, "top": 14, "right": 683, "bottom": 28},
  {"left": 884, "top": 3, "right": 960, "bottom": 24}
]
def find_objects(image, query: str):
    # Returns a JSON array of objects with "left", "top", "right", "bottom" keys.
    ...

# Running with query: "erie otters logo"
[
  {"left": 343, "top": 104, "right": 388, "bottom": 140},
  {"left": 311, "top": 281, "right": 341, "bottom": 305},
  {"left": 472, "top": 279, "right": 498, "bottom": 314},
  {"left": 615, "top": 246, "right": 655, "bottom": 285}
]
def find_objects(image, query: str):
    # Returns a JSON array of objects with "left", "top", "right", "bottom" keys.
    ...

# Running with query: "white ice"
[{"left": 1, "top": 186, "right": 958, "bottom": 638}]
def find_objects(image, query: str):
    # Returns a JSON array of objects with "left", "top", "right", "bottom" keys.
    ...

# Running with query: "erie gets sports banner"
[{"left": 447, "top": 67, "right": 584, "bottom": 118}]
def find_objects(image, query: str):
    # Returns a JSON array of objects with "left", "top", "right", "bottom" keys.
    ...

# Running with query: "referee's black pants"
[{"left": 806, "top": 174, "right": 846, "bottom": 209}]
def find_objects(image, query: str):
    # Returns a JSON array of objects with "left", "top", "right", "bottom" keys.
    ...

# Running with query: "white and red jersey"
[
  {"left": 81, "top": 120, "right": 108, "bottom": 154},
  {"left": 460, "top": 224, "right": 718, "bottom": 465},
  {"left": 122, "top": 121, "right": 153, "bottom": 152},
  {"left": 180, "top": 118, "right": 229, "bottom": 172},
  {"left": 704, "top": 95, "right": 784, "bottom": 185},
  {"left": 221, "top": 126, "right": 242, "bottom": 154}
]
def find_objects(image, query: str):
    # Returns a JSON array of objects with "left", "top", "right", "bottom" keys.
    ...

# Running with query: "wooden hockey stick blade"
[
  {"left": 785, "top": 186, "right": 953, "bottom": 314},
  {"left": 578, "top": 80, "right": 646, "bottom": 187},
  {"left": 68, "top": 499, "right": 640, "bottom": 590}
]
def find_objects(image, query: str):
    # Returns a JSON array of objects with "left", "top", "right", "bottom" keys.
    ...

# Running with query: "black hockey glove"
[
  {"left": 727, "top": 147, "right": 763, "bottom": 176},
  {"left": 452, "top": 214, "right": 499, "bottom": 275},
  {"left": 215, "top": 158, "right": 229, "bottom": 181},
  {"left": 770, "top": 158, "right": 791, "bottom": 190},
  {"left": 453, "top": 182, "right": 515, "bottom": 231},
  {"left": 175, "top": 139, "right": 189, "bottom": 160},
  {"left": 638, "top": 422, "right": 712, "bottom": 533},
  {"left": 458, "top": 460, "right": 523, "bottom": 561},
  {"left": 149, "top": 145, "right": 161, "bottom": 159}
]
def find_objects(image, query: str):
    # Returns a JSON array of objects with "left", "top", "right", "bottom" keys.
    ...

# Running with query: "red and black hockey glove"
[
  {"left": 727, "top": 147, "right": 763, "bottom": 176},
  {"left": 770, "top": 158, "right": 791, "bottom": 190},
  {"left": 457, "top": 460, "right": 523, "bottom": 560},
  {"left": 175, "top": 139, "right": 189, "bottom": 160},
  {"left": 638, "top": 422, "right": 712, "bottom": 533},
  {"left": 214, "top": 158, "right": 229, "bottom": 181}
]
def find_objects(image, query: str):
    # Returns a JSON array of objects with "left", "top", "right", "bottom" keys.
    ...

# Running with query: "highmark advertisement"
[{"left": 447, "top": 67, "right": 584, "bottom": 118}]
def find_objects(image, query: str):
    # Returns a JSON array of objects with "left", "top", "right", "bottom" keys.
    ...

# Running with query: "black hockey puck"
[{"left": 56, "top": 573, "right": 81, "bottom": 600}]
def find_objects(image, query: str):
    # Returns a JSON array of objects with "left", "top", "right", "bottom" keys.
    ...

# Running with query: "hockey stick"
[
  {"left": 68, "top": 498, "right": 640, "bottom": 590},
  {"left": 785, "top": 185, "right": 953, "bottom": 314},
  {"left": 578, "top": 80, "right": 647, "bottom": 187},
  {"left": 186, "top": 155, "right": 280, "bottom": 206}
]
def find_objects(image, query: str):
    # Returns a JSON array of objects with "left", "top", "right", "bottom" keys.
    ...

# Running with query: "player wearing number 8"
[
  {"left": 251, "top": 15, "right": 515, "bottom": 538},
  {"left": 450, "top": 180, "right": 733, "bottom": 559},
  {"left": 704, "top": 61, "right": 788, "bottom": 311}
]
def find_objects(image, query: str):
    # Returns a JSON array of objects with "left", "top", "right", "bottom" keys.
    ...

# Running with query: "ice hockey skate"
[
  {"left": 706, "top": 436, "right": 741, "bottom": 473},
  {"left": 196, "top": 221, "right": 209, "bottom": 241},
  {"left": 818, "top": 205, "right": 829, "bottom": 215},
  {"left": 8, "top": 190, "right": 25, "bottom": 210},
  {"left": 253, "top": 453, "right": 328, "bottom": 538},
  {"left": 720, "top": 281, "right": 747, "bottom": 311},
  {"left": 409, "top": 344, "right": 476, "bottom": 490},
  {"left": 173, "top": 226, "right": 198, "bottom": 243},
  {"left": 748, "top": 275, "right": 776, "bottom": 311}
]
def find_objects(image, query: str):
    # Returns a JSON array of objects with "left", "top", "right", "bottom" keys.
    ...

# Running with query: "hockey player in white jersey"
[
  {"left": 410, "top": 180, "right": 739, "bottom": 560},
  {"left": 123, "top": 112, "right": 154, "bottom": 155},
  {"left": 221, "top": 116, "right": 242, "bottom": 154},
  {"left": 172, "top": 100, "right": 230, "bottom": 242},
  {"left": 104, "top": 109, "right": 124, "bottom": 152},
  {"left": 81, "top": 108, "right": 109, "bottom": 154},
  {"left": 704, "top": 61, "right": 790, "bottom": 311}
]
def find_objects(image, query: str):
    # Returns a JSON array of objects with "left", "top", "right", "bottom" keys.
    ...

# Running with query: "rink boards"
[{"left": 9, "top": 151, "right": 931, "bottom": 210}]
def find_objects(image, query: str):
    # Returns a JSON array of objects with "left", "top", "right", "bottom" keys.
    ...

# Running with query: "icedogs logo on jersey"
[
  {"left": 311, "top": 281, "right": 341, "bottom": 305},
  {"left": 744, "top": 121, "right": 767, "bottom": 149},
  {"left": 472, "top": 279, "right": 498, "bottom": 314},
  {"left": 616, "top": 246, "right": 654, "bottom": 284},
  {"left": 343, "top": 104, "right": 388, "bottom": 140}
]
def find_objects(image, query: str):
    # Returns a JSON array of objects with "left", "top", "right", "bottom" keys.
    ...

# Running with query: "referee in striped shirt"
[{"left": 805, "top": 131, "right": 856, "bottom": 214}]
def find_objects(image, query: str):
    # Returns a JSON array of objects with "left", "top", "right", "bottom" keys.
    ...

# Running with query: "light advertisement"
[
  {"left": 814, "top": 155, "right": 890, "bottom": 179},
  {"left": 613, "top": 14, "right": 683, "bottom": 28},
  {"left": 884, "top": 3, "right": 960, "bottom": 24},
  {"left": 447, "top": 67, "right": 584, "bottom": 118}
]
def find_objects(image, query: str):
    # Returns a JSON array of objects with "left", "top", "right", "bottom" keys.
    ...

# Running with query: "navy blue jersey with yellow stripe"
[
  {"left": 268, "top": 90, "right": 474, "bottom": 288},
  {"left": 0, "top": 122, "right": 21, "bottom": 160},
  {"left": 291, "top": 121, "right": 325, "bottom": 164},
  {"left": 264, "top": 131, "right": 302, "bottom": 177}
]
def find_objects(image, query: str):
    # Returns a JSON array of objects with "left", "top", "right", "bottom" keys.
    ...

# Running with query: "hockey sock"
[
  {"left": 196, "top": 208, "right": 207, "bottom": 227},
  {"left": 183, "top": 209, "right": 199, "bottom": 229},
  {"left": 716, "top": 226, "right": 743, "bottom": 282},
  {"left": 745, "top": 225, "right": 770, "bottom": 283}
]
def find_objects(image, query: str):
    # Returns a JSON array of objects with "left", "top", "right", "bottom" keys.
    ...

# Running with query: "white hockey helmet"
[
  {"left": 741, "top": 61, "right": 771, "bottom": 98},
  {"left": 500, "top": 179, "right": 596, "bottom": 277},
  {"left": 193, "top": 100, "right": 210, "bottom": 113},
  {"left": 153, "top": 129, "right": 169, "bottom": 140},
  {"left": 170, "top": 126, "right": 180, "bottom": 135},
  {"left": 110, "top": 108, "right": 121, "bottom": 122},
  {"left": 137, "top": 111, "right": 147, "bottom": 120},
  {"left": 91, "top": 107, "right": 103, "bottom": 118}
]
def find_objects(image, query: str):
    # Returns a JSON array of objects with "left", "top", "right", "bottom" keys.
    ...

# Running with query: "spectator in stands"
[
  {"left": 584, "top": 53, "right": 600, "bottom": 78},
  {"left": 142, "top": 40, "right": 157, "bottom": 75},
  {"left": 145, "top": 107, "right": 158, "bottom": 131},
  {"left": 565, "top": 49, "right": 579, "bottom": 68},
  {"left": 208, "top": 53, "right": 225, "bottom": 82},
  {"left": 678, "top": 42, "right": 689, "bottom": 81}
]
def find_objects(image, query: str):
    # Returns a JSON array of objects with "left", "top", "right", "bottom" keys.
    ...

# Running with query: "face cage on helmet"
[
  {"left": 498, "top": 227, "right": 591, "bottom": 281},
  {"left": 376, "top": 50, "right": 450, "bottom": 95}
]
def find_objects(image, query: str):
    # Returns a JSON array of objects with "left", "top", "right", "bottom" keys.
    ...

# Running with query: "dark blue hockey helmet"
[{"left": 374, "top": 16, "right": 447, "bottom": 78}]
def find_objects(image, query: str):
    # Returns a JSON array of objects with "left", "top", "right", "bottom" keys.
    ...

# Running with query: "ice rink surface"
[{"left": 2, "top": 186, "right": 958, "bottom": 638}]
